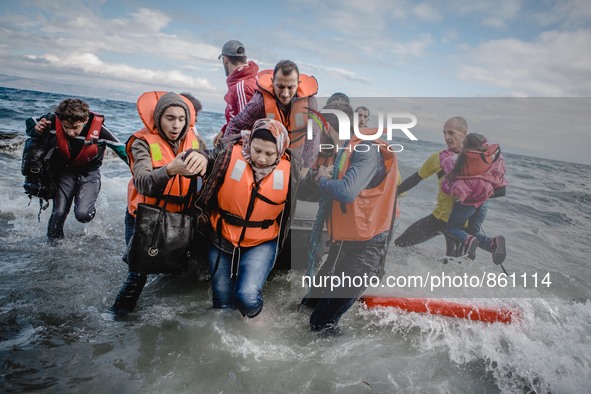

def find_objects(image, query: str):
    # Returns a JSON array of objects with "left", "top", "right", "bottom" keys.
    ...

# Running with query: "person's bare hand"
[
  {"left": 166, "top": 153, "right": 188, "bottom": 176},
  {"left": 183, "top": 151, "right": 208, "bottom": 176},
  {"left": 167, "top": 151, "right": 208, "bottom": 176},
  {"left": 35, "top": 118, "right": 51, "bottom": 134},
  {"left": 316, "top": 165, "right": 330, "bottom": 183}
]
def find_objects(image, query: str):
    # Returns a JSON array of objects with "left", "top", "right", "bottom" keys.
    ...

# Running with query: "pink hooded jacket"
[{"left": 440, "top": 147, "right": 507, "bottom": 207}]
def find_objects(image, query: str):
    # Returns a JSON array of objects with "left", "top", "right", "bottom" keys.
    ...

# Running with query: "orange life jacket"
[
  {"left": 322, "top": 128, "right": 400, "bottom": 217},
  {"left": 135, "top": 91, "right": 196, "bottom": 133},
  {"left": 126, "top": 91, "right": 199, "bottom": 216},
  {"left": 328, "top": 137, "right": 398, "bottom": 242},
  {"left": 256, "top": 71, "right": 318, "bottom": 149},
  {"left": 211, "top": 144, "right": 290, "bottom": 247},
  {"left": 55, "top": 113, "right": 103, "bottom": 167},
  {"left": 460, "top": 144, "right": 501, "bottom": 176}
]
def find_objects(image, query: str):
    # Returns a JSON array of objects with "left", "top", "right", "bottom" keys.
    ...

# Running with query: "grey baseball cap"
[{"left": 218, "top": 40, "right": 246, "bottom": 59}]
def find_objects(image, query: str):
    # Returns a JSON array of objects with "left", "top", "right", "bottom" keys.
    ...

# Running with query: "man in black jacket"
[{"left": 26, "top": 98, "right": 124, "bottom": 244}]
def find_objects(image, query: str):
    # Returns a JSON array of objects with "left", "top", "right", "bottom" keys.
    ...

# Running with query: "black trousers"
[
  {"left": 111, "top": 210, "right": 148, "bottom": 315},
  {"left": 308, "top": 232, "right": 388, "bottom": 331},
  {"left": 394, "top": 213, "right": 464, "bottom": 256},
  {"left": 47, "top": 167, "right": 101, "bottom": 240}
]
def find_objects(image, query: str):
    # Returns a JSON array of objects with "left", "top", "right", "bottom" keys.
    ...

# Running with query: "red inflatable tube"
[{"left": 361, "top": 296, "right": 519, "bottom": 324}]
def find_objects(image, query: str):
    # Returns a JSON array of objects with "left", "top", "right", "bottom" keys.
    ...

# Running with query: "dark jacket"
[{"left": 26, "top": 113, "right": 109, "bottom": 173}]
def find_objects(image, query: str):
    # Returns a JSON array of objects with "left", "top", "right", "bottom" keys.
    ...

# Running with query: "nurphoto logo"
[{"left": 306, "top": 108, "right": 418, "bottom": 152}]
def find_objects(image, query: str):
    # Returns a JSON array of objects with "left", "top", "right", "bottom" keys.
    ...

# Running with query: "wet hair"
[
  {"left": 180, "top": 92, "right": 202, "bottom": 114},
  {"left": 55, "top": 98, "right": 89, "bottom": 123},
  {"left": 252, "top": 128, "right": 276, "bottom": 143},
  {"left": 451, "top": 132, "right": 488, "bottom": 177},
  {"left": 273, "top": 60, "right": 299, "bottom": 79},
  {"left": 321, "top": 101, "right": 354, "bottom": 134},
  {"left": 355, "top": 106, "right": 370, "bottom": 116},
  {"left": 327, "top": 92, "right": 350, "bottom": 105}
]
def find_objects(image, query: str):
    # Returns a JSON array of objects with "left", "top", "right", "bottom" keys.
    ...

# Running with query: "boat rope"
[{"left": 304, "top": 141, "right": 349, "bottom": 290}]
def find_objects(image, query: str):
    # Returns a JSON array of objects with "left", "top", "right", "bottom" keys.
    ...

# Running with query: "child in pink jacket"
[{"left": 440, "top": 133, "right": 507, "bottom": 264}]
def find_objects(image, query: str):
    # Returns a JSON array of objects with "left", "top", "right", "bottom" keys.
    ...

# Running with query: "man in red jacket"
[{"left": 217, "top": 40, "right": 259, "bottom": 138}]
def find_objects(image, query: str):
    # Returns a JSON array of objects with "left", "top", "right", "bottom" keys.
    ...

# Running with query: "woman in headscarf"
[{"left": 207, "top": 118, "right": 291, "bottom": 318}]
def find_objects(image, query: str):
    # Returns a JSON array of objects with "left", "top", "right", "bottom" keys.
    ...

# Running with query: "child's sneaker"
[
  {"left": 491, "top": 236, "right": 506, "bottom": 265},
  {"left": 465, "top": 236, "right": 479, "bottom": 260}
]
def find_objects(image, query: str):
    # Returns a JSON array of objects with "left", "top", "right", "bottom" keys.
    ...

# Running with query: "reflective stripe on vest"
[
  {"left": 211, "top": 144, "right": 290, "bottom": 247},
  {"left": 126, "top": 129, "right": 199, "bottom": 216}
]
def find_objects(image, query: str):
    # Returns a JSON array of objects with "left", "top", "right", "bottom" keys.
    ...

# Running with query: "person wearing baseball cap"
[
  {"left": 218, "top": 39, "right": 246, "bottom": 59},
  {"left": 215, "top": 40, "right": 259, "bottom": 140}
]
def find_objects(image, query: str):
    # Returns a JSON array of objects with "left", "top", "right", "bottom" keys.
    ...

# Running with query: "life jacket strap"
[
  {"left": 220, "top": 210, "right": 275, "bottom": 229},
  {"left": 253, "top": 190, "right": 286, "bottom": 206}
]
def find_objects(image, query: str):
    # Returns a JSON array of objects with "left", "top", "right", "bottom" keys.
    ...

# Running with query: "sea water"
[{"left": 1, "top": 87, "right": 590, "bottom": 393}]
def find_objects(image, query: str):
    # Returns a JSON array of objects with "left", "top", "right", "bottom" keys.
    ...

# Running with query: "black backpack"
[{"left": 21, "top": 124, "right": 57, "bottom": 216}]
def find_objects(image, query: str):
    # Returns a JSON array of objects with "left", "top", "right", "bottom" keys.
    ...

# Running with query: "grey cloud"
[{"left": 457, "top": 29, "right": 591, "bottom": 96}]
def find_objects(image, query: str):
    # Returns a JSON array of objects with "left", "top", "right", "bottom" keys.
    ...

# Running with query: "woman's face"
[{"left": 250, "top": 138, "right": 278, "bottom": 168}]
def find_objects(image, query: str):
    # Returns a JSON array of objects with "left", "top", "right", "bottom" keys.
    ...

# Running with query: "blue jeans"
[
  {"left": 124, "top": 209, "right": 135, "bottom": 246},
  {"left": 208, "top": 239, "right": 278, "bottom": 317},
  {"left": 445, "top": 201, "right": 493, "bottom": 252}
]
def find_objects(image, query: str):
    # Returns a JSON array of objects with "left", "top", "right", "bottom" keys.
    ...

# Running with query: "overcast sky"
[{"left": 1, "top": 0, "right": 590, "bottom": 164}]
